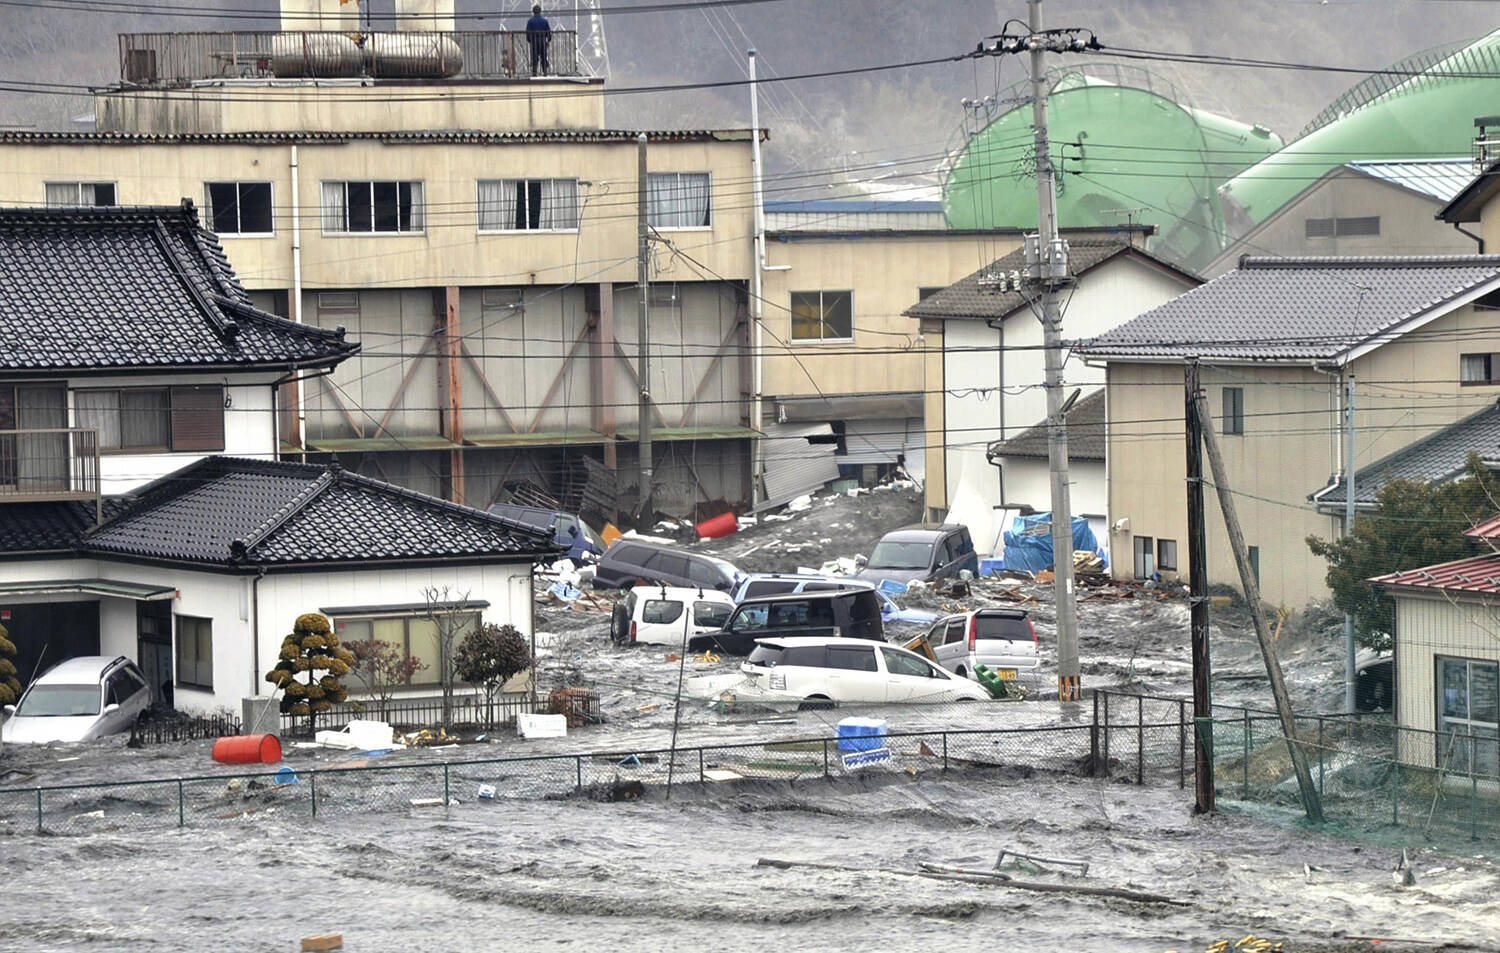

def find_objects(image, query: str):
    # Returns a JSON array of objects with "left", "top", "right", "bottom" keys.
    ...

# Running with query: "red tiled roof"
[
  {"left": 1371, "top": 553, "right": 1500, "bottom": 594},
  {"left": 1463, "top": 514, "right": 1500, "bottom": 540}
]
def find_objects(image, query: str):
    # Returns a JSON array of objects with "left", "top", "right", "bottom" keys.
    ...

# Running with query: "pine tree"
[
  {"left": 264, "top": 613, "right": 355, "bottom": 731},
  {"left": 0, "top": 622, "right": 21, "bottom": 706}
]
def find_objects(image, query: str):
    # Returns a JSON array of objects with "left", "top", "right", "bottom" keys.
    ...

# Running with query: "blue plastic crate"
[{"left": 836, "top": 717, "right": 888, "bottom": 752}]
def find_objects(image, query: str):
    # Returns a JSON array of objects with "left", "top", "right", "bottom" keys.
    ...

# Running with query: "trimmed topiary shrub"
[{"left": 264, "top": 613, "right": 355, "bottom": 731}]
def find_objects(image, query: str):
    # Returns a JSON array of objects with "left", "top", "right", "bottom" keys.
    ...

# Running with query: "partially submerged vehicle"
[
  {"left": 853, "top": 523, "right": 979, "bottom": 586},
  {"left": 1, "top": 655, "right": 152, "bottom": 745},
  {"left": 611, "top": 585, "right": 735, "bottom": 647},
  {"left": 923, "top": 608, "right": 1041, "bottom": 681},
  {"left": 740, "top": 636, "right": 991, "bottom": 706},
  {"left": 688, "top": 588, "right": 885, "bottom": 657},
  {"left": 593, "top": 539, "right": 741, "bottom": 592},
  {"left": 729, "top": 572, "right": 940, "bottom": 627}
]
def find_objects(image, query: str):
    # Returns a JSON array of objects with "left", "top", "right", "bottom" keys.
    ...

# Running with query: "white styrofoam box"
[
  {"left": 345, "top": 719, "right": 396, "bottom": 751},
  {"left": 518, "top": 713, "right": 568, "bottom": 739}
]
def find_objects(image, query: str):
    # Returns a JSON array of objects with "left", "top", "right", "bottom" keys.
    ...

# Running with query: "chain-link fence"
[{"left": 1, "top": 722, "right": 1109, "bottom": 836}]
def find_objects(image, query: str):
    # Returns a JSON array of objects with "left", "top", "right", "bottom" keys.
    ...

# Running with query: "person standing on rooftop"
[{"left": 526, "top": 4, "right": 552, "bottom": 76}]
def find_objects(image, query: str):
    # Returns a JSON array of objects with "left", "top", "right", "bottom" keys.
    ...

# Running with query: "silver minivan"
[{"left": 925, "top": 608, "right": 1040, "bottom": 681}]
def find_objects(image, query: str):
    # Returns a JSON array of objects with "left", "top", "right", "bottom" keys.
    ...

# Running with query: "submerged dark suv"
[{"left": 687, "top": 588, "right": 885, "bottom": 656}]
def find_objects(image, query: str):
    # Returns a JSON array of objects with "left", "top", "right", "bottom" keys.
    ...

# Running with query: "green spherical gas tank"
[{"left": 943, "top": 68, "right": 1281, "bottom": 270}]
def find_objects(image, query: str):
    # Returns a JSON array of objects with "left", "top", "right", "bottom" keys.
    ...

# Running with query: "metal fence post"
[
  {"left": 1177, "top": 698, "right": 1186, "bottom": 789},
  {"left": 444, "top": 763, "right": 451, "bottom": 806},
  {"left": 1136, "top": 695, "right": 1145, "bottom": 785},
  {"left": 942, "top": 732, "right": 949, "bottom": 771},
  {"left": 1102, "top": 691, "right": 1111, "bottom": 772},
  {"left": 575, "top": 756, "right": 582, "bottom": 793},
  {"left": 698, "top": 748, "right": 704, "bottom": 783},
  {"left": 310, "top": 769, "right": 317, "bottom": 817},
  {"left": 1317, "top": 716, "right": 1325, "bottom": 801},
  {"left": 1472, "top": 741, "right": 1479, "bottom": 842},
  {"left": 1091, "top": 692, "right": 1101, "bottom": 776},
  {"left": 822, "top": 739, "right": 829, "bottom": 778},
  {"left": 178, "top": 780, "right": 185, "bottom": 828},
  {"left": 35, "top": 788, "right": 42, "bottom": 834},
  {"left": 1242, "top": 708, "right": 1251, "bottom": 799}
]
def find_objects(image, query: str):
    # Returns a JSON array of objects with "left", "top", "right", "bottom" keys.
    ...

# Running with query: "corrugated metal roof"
[
  {"left": 1465, "top": 514, "right": 1500, "bottom": 539},
  {"left": 1312, "top": 401, "right": 1500, "bottom": 506},
  {"left": 1078, "top": 256, "right": 1500, "bottom": 362},
  {"left": 1371, "top": 552, "right": 1500, "bottom": 595},
  {"left": 1346, "top": 158, "right": 1477, "bottom": 203},
  {"left": 764, "top": 200, "right": 943, "bottom": 214}
]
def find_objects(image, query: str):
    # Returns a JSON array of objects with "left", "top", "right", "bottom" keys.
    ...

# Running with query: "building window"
[
  {"left": 176, "top": 616, "right": 213, "bottom": 690},
  {"left": 1461, "top": 353, "right": 1500, "bottom": 385},
  {"left": 918, "top": 286, "right": 945, "bottom": 301},
  {"left": 790, "top": 290, "right": 853, "bottom": 341},
  {"left": 321, "top": 180, "right": 424, "bottom": 233},
  {"left": 1133, "top": 535, "right": 1155, "bottom": 579},
  {"left": 646, "top": 172, "right": 711, "bottom": 228},
  {"left": 1157, "top": 539, "right": 1178, "bottom": 572},
  {"left": 1437, "top": 656, "right": 1499, "bottom": 775},
  {"left": 1247, "top": 545, "right": 1260, "bottom": 587},
  {"left": 45, "top": 182, "right": 116, "bottom": 206},
  {"left": 477, "top": 178, "right": 580, "bottom": 231},
  {"left": 1305, "top": 216, "right": 1380, "bottom": 238},
  {"left": 1222, "top": 386, "right": 1244, "bottom": 435},
  {"left": 74, "top": 385, "right": 225, "bottom": 453},
  {"left": 0, "top": 383, "right": 67, "bottom": 490},
  {"left": 204, "top": 182, "right": 273, "bottom": 234},
  {"left": 334, "top": 611, "right": 480, "bottom": 688}
]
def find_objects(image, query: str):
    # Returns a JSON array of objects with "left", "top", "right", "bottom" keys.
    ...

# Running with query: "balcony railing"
[
  {"left": 117, "top": 30, "right": 581, "bottom": 86},
  {"left": 0, "top": 428, "right": 101, "bottom": 519}
]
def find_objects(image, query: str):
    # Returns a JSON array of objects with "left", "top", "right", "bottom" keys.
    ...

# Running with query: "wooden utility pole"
[
  {"left": 1192, "top": 389, "right": 1323, "bottom": 822},
  {"left": 1185, "top": 362, "right": 1214, "bottom": 813}
]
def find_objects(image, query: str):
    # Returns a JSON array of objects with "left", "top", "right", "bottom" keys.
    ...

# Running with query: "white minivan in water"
[
  {"left": 740, "top": 636, "right": 990, "bottom": 706},
  {"left": 611, "top": 585, "right": 736, "bottom": 647}
]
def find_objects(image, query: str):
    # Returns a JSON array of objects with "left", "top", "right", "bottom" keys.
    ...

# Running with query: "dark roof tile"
[
  {"left": 988, "top": 390, "right": 1106, "bottom": 462},
  {"left": 1312, "top": 401, "right": 1500, "bottom": 505},
  {"left": 0, "top": 204, "right": 357, "bottom": 374}
]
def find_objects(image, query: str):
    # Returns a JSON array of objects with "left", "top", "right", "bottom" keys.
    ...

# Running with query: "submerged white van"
[{"left": 611, "top": 585, "right": 736, "bottom": 647}]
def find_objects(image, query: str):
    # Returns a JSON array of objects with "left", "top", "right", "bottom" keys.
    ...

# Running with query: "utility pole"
[
  {"left": 1194, "top": 389, "right": 1324, "bottom": 822},
  {"left": 748, "top": 49, "right": 766, "bottom": 505},
  {"left": 972, "top": 6, "right": 1099, "bottom": 705},
  {"left": 1026, "top": 0, "right": 1080, "bottom": 704},
  {"left": 1343, "top": 373, "right": 1357, "bottom": 713},
  {"left": 1185, "top": 361, "right": 1214, "bottom": 814},
  {"left": 636, "top": 132, "right": 654, "bottom": 521}
]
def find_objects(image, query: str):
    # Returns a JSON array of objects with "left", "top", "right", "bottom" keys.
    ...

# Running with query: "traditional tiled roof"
[
  {"left": 904, "top": 240, "right": 1195, "bottom": 322},
  {"left": 987, "top": 390, "right": 1106, "bottom": 462},
  {"left": 0, "top": 129, "right": 755, "bottom": 146},
  {"left": 89, "top": 457, "right": 560, "bottom": 567},
  {"left": 1077, "top": 256, "right": 1500, "bottom": 362},
  {"left": 1312, "top": 402, "right": 1500, "bottom": 506},
  {"left": 0, "top": 203, "right": 356, "bottom": 374},
  {"left": 8, "top": 457, "right": 559, "bottom": 569}
]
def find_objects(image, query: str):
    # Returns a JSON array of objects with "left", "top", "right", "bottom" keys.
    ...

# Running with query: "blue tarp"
[{"left": 999, "top": 514, "right": 1108, "bottom": 573}]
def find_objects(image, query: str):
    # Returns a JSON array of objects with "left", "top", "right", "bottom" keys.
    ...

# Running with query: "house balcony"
[
  {"left": 0, "top": 428, "right": 102, "bottom": 519},
  {"left": 117, "top": 30, "right": 582, "bottom": 86}
]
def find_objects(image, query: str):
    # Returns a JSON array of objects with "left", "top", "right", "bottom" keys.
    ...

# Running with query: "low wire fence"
[
  {"left": 7, "top": 690, "right": 1500, "bottom": 856},
  {"left": 276, "top": 691, "right": 539, "bottom": 737}
]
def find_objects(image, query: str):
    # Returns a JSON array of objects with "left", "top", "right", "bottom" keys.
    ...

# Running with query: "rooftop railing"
[{"left": 117, "top": 30, "right": 582, "bottom": 86}]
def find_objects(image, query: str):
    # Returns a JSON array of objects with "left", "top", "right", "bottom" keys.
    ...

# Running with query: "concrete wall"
[
  {"left": 1206, "top": 171, "right": 1477, "bottom": 278},
  {"left": 0, "top": 136, "right": 755, "bottom": 291},
  {"left": 760, "top": 232, "right": 997, "bottom": 399},
  {"left": 1103, "top": 302, "right": 1500, "bottom": 607},
  {"left": 96, "top": 82, "right": 607, "bottom": 135}
]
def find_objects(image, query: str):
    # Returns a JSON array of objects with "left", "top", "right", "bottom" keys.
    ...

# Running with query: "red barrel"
[
  {"left": 696, "top": 510, "right": 738, "bottom": 540},
  {"left": 212, "top": 734, "right": 282, "bottom": 764}
]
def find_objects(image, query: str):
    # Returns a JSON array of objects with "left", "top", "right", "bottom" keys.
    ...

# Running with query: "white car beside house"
[{"left": 1, "top": 656, "right": 152, "bottom": 745}]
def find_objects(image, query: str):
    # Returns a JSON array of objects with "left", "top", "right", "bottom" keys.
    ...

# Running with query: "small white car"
[
  {"left": 611, "top": 585, "right": 736, "bottom": 647},
  {"left": 925, "top": 609, "right": 1040, "bottom": 681},
  {"left": 740, "top": 636, "right": 990, "bottom": 706},
  {"left": 1, "top": 655, "right": 153, "bottom": 744}
]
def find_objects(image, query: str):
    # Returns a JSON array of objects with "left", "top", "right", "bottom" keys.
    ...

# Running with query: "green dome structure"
[
  {"left": 1219, "top": 31, "right": 1500, "bottom": 239},
  {"left": 942, "top": 64, "right": 1282, "bottom": 270}
]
